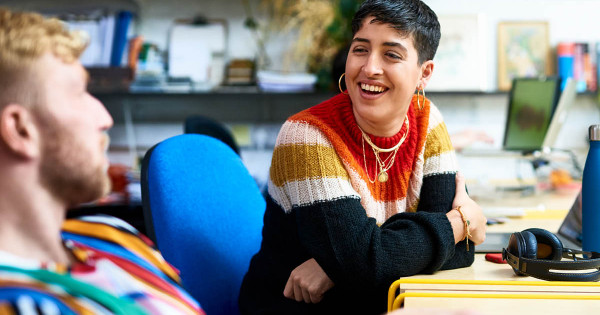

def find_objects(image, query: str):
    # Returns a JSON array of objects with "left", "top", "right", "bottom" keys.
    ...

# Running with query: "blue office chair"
[
  {"left": 184, "top": 115, "right": 241, "bottom": 155},
  {"left": 141, "top": 134, "right": 265, "bottom": 315}
]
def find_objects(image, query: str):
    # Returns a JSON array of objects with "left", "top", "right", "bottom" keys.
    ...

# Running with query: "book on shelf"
[
  {"left": 110, "top": 11, "right": 134, "bottom": 67},
  {"left": 558, "top": 41, "right": 597, "bottom": 93}
]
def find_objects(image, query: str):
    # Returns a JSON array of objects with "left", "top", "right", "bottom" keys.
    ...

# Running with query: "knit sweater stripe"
[
  {"left": 426, "top": 102, "right": 445, "bottom": 131},
  {"left": 424, "top": 123, "right": 454, "bottom": 160},
  {"left": 269, "top": 144, "right": 349, "bottom": 187},
  {"left": 422, "top": 121, "right": 458, "bottom": 177},
  {"left": 274, "top": 120, "right": 335, "bottom": 146},
  {"left": 420, "top": 103, "right": 458, "bottom": 177},
  {"left": 267, "top": 177, "right": 360, "bottom": 214},
  {"left": 424, "top": 152, "right": 458, "bottom": 178}
]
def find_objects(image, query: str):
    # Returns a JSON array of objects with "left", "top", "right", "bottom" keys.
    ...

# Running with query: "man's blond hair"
[{"left": 0, "top": 8, "right": 87, "bottom": 107}]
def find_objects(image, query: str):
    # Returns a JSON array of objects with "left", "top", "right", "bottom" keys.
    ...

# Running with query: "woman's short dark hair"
[{"left": 351, "top": 0, "right": 441, "bottom": 65}]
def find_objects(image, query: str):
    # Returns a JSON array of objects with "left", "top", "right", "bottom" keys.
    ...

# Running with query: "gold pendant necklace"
[
  {"left": 359, "top": 116, "right": 410, "bottom": 183},
  {"left": 371, "top": 141, "right": 400, "bottom": 183},
  {"left": 378, "top": 171, "right": 389, "bottom": 183}
]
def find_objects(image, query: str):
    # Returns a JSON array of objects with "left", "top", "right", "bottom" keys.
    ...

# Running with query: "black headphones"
[{"left": 502, "top": 228, "right": 600, "bottom": 281}]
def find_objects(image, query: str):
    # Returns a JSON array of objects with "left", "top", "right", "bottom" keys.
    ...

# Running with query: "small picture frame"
[{"left": 497, "top": 21, "right": 551, "bottom": 91}]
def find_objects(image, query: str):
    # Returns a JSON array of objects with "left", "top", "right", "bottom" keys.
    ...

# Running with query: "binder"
[{"left": 110, "top": 11, "right": 133, "bottom": 67}]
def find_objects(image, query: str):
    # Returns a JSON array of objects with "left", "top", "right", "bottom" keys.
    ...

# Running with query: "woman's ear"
[
  {"left": 0, "top": 104, "right": 40, "bottom": 159},
  {"left": 419, "top": 60, "right": 435, "bottom": 89}
]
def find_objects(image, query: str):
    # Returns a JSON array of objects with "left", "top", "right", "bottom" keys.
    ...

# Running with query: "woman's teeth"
[{"left": 361, "top": 83, "right": 386, "bottom": 93}]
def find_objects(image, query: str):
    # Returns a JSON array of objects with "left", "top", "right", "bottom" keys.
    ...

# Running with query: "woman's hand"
[
  {"left": 283, "top": 258, "right": 335, "bottom": 303},
  {"left": 448, "top": 172, "right": 486, "bottom": 245}
]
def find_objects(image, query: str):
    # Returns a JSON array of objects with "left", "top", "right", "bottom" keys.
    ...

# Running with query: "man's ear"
[
  {"left": 419, "top": 60, "right": 435, "bottom": 89},
  {"left": 0, "top": 104, "right": 40, "bottom": 159}
]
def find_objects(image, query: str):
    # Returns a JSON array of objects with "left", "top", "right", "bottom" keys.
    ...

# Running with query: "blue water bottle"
[{"left": 583, "top": 125, "right": 600, "bottom": 252}]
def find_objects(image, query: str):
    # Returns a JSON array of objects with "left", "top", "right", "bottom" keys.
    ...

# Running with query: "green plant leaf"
[{"left": 244, "top": 17, "right": 258, "bottom": 30}]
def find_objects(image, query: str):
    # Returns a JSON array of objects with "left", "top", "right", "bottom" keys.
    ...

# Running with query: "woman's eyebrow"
[
  {"left": 383, "top": 42, "right": 407, "bottom": 54},
  {"left": 352, "top": 37, "right": 408, "bottom": 54},
  {"left": 352, "top": 37, "right": 370, "bottom": 44}
]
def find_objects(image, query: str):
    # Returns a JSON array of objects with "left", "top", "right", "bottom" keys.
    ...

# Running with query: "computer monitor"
[
  {"left": 503, "top": 77, "right": 561, "bottom": 152},
  {"left": 542, "top": 78, "right": 577, "bottom": 150}
]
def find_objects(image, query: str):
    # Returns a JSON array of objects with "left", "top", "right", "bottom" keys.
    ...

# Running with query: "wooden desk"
[
  {"left": 389, "top": 188, "right": 600, "bottom": 315},
  {"left": 389, "top": 256, "right": 600, "bottom": 314}
]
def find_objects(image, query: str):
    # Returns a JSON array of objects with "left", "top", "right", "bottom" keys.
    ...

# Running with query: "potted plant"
[{"left": 243, "top": 0, "right": 362, "bottom": 90}]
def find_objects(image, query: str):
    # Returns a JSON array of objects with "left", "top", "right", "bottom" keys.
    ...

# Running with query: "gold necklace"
[
  {"left": 361, "top": 116, "right": 409, "bottom": 153},
  {"left": 359, "top": 116, "right": 410, "bottom": 183}
]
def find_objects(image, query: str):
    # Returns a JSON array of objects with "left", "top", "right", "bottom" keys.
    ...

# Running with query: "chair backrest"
[
  {"left": 184, "top": 115, "right": 240, "bottom": 155},
  {"left": 141, "top": 134, "right": 265, "bottom": 315}
]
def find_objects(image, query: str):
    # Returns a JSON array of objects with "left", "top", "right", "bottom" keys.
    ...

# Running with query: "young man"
[{"left": 0, "top": 8, "right": 203, "bottom": 314}]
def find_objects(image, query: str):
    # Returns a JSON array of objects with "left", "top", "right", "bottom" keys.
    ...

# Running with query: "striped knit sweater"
[
  {"left": 0, "top": 215, "right": 203, "bottom": 315},
  {"left": 239, "top": 93, "right": 474, "bottom": 315}
]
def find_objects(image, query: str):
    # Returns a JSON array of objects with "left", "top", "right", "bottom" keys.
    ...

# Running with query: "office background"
[{"left": 1, "top": 0, "right": 599, "bottom": 189}]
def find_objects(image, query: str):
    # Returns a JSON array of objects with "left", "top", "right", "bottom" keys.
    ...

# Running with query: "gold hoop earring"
[
  {"left": 416, "top": 85, "right": 425, "bottom": 110},
  {"left": 339, "top": 73, "right": 348, "bottom": 95}
]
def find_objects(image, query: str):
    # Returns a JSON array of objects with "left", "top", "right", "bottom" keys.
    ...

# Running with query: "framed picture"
[
  {"left": 497, "top": 21, "right": 550, "bottom": 91},
  {"left": 427, "top": 15, "right": 487, "bottom": 91}
]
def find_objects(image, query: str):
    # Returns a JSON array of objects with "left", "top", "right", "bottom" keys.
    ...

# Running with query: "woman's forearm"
[{"left": 447, "top": 209, "right": 466, "bottom": 244}]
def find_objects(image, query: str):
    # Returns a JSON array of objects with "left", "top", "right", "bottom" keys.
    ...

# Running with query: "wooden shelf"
[
  {"left": 95, "top": 87, "right": 597, "bottom": 124},
  {"left": 96, "top": 89, "right": 336, "bottom": 124}
]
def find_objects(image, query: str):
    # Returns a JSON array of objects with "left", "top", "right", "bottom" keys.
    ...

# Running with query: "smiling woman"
[{"left": 238, "top": 1, "right": 487, "bottom": 314}]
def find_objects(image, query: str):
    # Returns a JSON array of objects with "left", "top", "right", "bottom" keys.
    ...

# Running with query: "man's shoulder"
[
  {"left": 63, "top": 214, "right": 156, "bottom": 251},
  {"left": 61, "top": 215, "right": 181, "bottom": 281}
]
